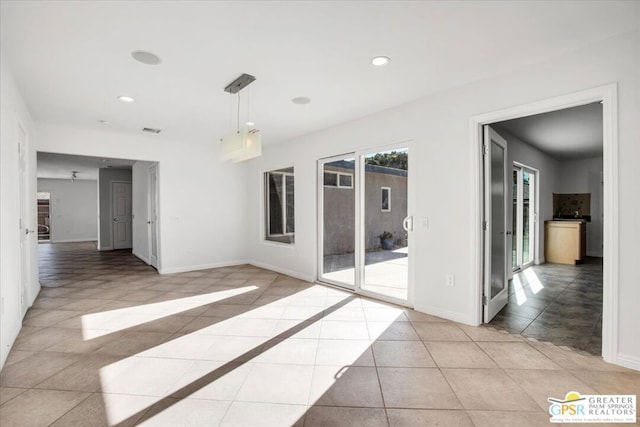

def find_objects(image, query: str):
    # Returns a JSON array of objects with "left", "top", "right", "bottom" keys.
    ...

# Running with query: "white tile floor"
[{"left": 0, "top": 243, "right": 639, "bottom": 426}]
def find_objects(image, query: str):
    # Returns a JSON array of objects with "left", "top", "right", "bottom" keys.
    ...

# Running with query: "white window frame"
[
  {"left": 265, "top": 170, "right": 295, "bottom": 239},
  {"left": 323, "top": 171, "right": 354, "bottom": 189},
  {"left": 381, "top": 186, "right": 391, "bottom": 212}
]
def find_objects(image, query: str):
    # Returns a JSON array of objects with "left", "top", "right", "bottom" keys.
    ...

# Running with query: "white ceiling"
[
  {"left": 37, "top": 152, "right": 136, "bottom": 180},
  {"left": 1, "top": 1, "right": 638, "bottom": 147},
  {"left": 494, "top": 102, "right": 603, "bottom": 160}
]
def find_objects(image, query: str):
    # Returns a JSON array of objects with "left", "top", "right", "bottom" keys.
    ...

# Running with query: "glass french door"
[
  {"left": 483, "top": 126, "right": 508, "bottom": 322},
  {"left": 318, "top": 146, "right": 412, "bottom": 304},
  {"left": 512, "top": 165, "right": 536, "bottom": 271}
]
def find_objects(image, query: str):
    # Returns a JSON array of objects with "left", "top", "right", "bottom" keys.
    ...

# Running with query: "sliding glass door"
[
  {"left": 319, "top": 155, "right": 357, "bottom": 289},
  {"left": 512, "top": 165, "right": 536, "bottom": 271},
  {"left": 318, "top": 146, "right": 412, "bottom": 304}
]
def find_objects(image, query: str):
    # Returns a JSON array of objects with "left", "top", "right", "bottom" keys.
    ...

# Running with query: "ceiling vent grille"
[{"left": 142, "top": 127, "right": 161, "bottom": 134}]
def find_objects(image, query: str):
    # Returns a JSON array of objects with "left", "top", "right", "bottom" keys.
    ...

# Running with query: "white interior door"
[
  {"left": 148, "top": 165, "right": 159, "bottom": 268},
  {"left": 112, "top": 181, "right": 132, "bottom": 249},
  {"left": 318, "top": 145, "right": 412, "bottom": 305},
  {"left": 18, "top": 124, "right": 32, "bottom": 317},
  {"left": 483, "top": 126, "right": 509, "bottom": 322}
]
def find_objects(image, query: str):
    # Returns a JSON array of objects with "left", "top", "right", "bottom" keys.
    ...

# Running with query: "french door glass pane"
[
  {"left": 512, "top": 169, "right": 518, "bottom": 269},
  {"left": 490, "top": 141, "right": 506, "bottom": 299},
  {"left": 362, "top": 148, "right": 408, "bottom": 301},
  {"left": 321, "top": 159, "right": 356, "bottom": 287},
  {"left": 522, "top": 171, "right": 531, "bottom": 263}
]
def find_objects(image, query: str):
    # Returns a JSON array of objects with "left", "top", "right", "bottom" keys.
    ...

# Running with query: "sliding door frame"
[{"left": 317, "top": 141, "right": 415, "bottom": 307}]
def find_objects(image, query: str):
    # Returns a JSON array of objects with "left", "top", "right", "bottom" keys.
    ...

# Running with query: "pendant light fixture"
[{"left": 220, "top": 73, "right": 262, "bottom": 162}]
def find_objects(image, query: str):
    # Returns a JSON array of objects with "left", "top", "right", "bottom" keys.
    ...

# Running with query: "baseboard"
[
  {"left": 414, "top": 304, "right": 478, "bottom": 326},
  {"left": 132, "top": 250, "right": 150, "bottom": 265},
  {"left": 159, "top": 260, "right": 250, "bottom": 275},
  {"left": 98, "top": 246, "right": 112, "bottom": 251},
  {"left": 248, "top": 260, "right": 315, "bottom": 282},
  {"left": 51, "top": 238, "right": 97, "bottom": 243},
  {"left": 614, "top": 352, "right": 640, "bottom": 372}
]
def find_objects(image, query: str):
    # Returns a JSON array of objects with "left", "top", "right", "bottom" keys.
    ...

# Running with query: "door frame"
[
  {"left": 471, "top": 84, "right": 618, "bottom": 362},
  {"left": 148, "top": 163, "right": 160, "bottom": 269},
  {"left": 317, "top": 141, "right": 415, "bottom": 307}
]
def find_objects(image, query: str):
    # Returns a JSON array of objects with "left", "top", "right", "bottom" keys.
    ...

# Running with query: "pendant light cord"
[{"left": 237, "top": 92, "right": 241, "bottom": 133}]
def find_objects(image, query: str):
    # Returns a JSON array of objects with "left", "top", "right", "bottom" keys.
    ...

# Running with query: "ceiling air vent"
[{"left": 143, "top": 127, "right": 161, "bottom": 134}]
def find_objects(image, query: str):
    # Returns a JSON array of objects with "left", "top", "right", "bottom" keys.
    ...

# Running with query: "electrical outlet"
[{"left": 446, "top": 274, "right": 455, "bottom": 287}]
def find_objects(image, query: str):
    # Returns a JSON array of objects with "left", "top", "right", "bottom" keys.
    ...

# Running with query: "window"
[
  {"left": 265, "top": 167, "right": 295, "bottom": 244},
  {"left": 381, "top": 187, "right": 391, "bottom": 211},
  {"left": 323, "top": 171, "right": 353, "bottom": 188}
]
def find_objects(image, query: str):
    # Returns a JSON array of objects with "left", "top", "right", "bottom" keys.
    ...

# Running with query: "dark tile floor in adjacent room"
[{"left": 490, "top": 258, "right": 603, "bottom": 355}]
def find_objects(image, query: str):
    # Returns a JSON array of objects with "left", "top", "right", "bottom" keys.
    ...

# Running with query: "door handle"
[
  {"left": 25, "top": 228, "right": 34, "bottom": 235},
  {"left": 113, "top": 218, "right": 119, "bottom": 222},
  {"left": 402, "top": 216, "right": 413, "bottom": 232}
]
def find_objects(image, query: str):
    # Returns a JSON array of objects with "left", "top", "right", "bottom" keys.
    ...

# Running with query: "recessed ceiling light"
[
  {"left": 246, "top": 121, "right": 255, "bottom": 126},
  {"left": 118, "top": 95, "right": 135, "bottom": 103},
  {"left": 292, "top": 96, "right": 311, "bottom": 105},
  {"left": 371, "top": 56, "right": 391, "bottom": 66},
  {"left": 131, "top": 50, "right": 162, "bottom": 65}
]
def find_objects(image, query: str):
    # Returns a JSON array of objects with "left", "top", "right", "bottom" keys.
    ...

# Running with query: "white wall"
[
  {"left": 0, "top": 55, "right": 38, "bottom": 369},
  {"left": 34, "top": 123, "right": 249, "bottom": 274},
  {"left": 132, "top": 161, "right": 153, "bottom": 264},
  {"left": 246, "top": 31, "right": 640, "bottom": 366},
  {"left": 37, "top": 178, "right": 98, "bottom": 242},
  {"left": 97, "top": 168, "right": 132, "bottom": 250},
  {"left": 495, "top": 125, "right": 560, "bottom": 265},
  {"left": 557, "top": 157, "right": 604, "bottom": 257}
]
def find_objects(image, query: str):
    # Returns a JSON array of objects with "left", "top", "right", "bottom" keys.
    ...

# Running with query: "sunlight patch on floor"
[
  {"left": 512, "top": 275, "right": 527, "bottom": 306},
  {"left": 81, "top": 286, "right": 258, "bottom": 339},
  {"left": 524, "top": 268, "right": 544, "bottom": 294},
  {"left": 97, "top": 284, "right": 400, "bottom": 425}
]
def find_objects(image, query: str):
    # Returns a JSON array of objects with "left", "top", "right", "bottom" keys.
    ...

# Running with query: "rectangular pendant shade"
[{"left": 221, "top": 129, "right": 262, "bottom": 163}]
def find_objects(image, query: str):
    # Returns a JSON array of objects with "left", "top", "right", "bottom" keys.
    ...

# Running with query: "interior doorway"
[
  {"left": 318, "top": 144, "right": 413, "bottom": 305},
  {"left": 473, "top": 85, "right": 615, "bottom": 360},
  {"left": 37, "top": 192, "right": 51, "bottom": 241}
]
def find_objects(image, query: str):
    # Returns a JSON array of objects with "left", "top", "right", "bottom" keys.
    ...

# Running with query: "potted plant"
[{"left": 379, "top": 231, "right": 393, "bottom": 250}]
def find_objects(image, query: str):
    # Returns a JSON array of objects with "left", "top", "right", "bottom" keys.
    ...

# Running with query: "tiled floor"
[
  {"left": 1, "top": 243, "right": 638, "bottom": 426},
  {"left": 491, "top": 258, "right": 603, "bottom": 354}
]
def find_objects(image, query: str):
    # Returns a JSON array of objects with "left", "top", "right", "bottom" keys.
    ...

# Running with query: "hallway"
[{"left": 0, "top": 243, "right": 638, "bottom": 426}]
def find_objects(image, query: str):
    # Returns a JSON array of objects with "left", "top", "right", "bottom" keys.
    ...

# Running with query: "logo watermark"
[{"left": 548, "top": 391, "right": 636, "bottom": 423}]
